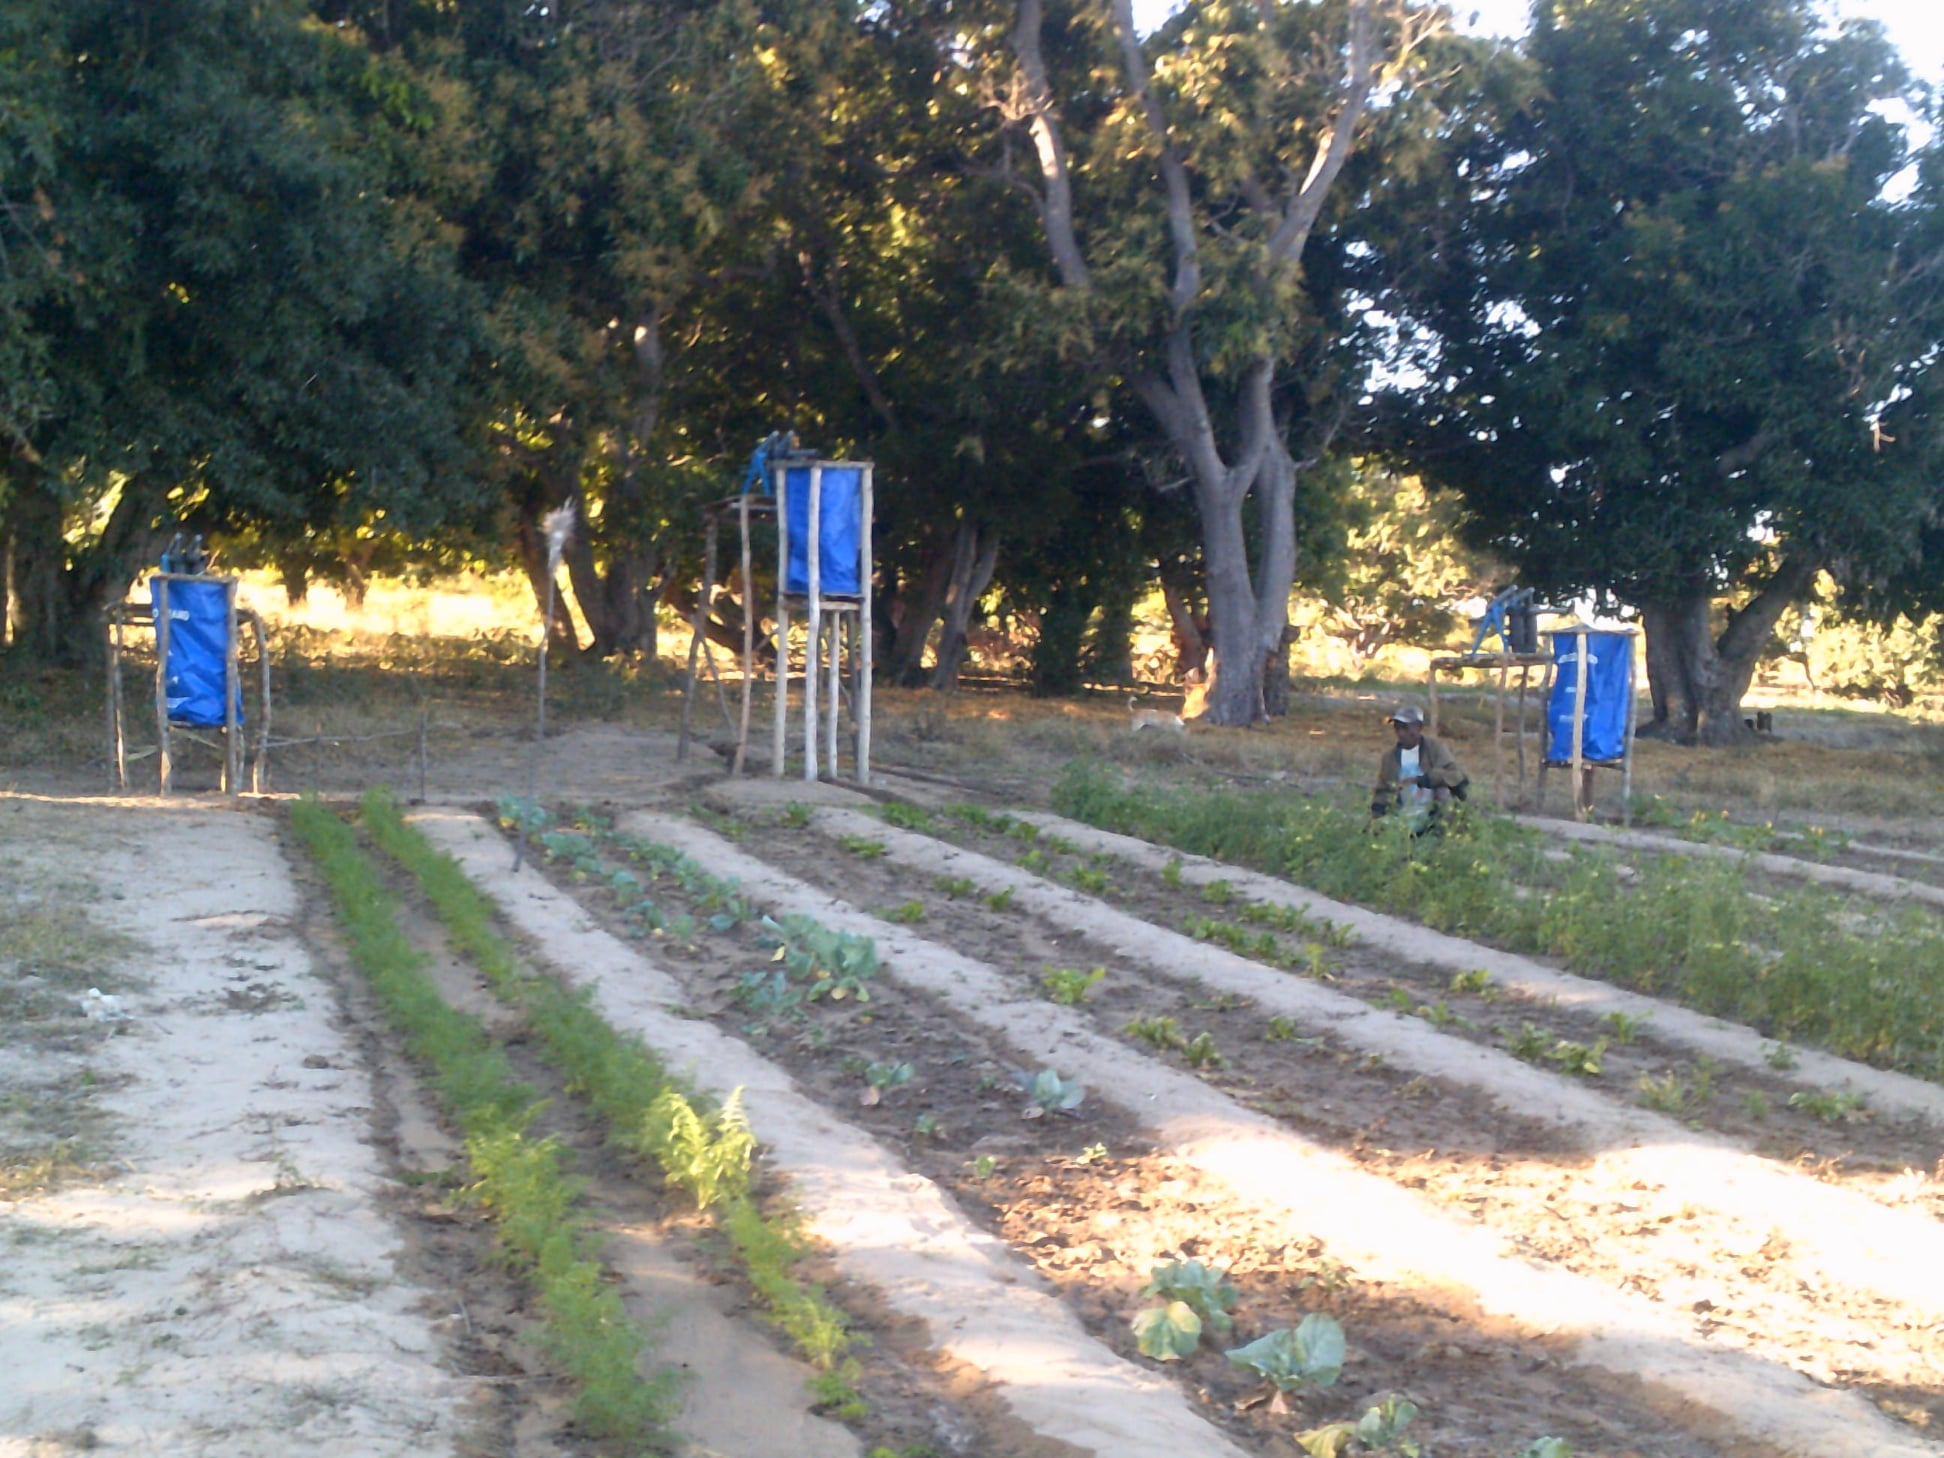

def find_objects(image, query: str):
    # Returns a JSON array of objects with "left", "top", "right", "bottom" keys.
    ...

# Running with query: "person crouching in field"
[{"left": 1370, "top": 705, "right": 1469, "bottom": 831}]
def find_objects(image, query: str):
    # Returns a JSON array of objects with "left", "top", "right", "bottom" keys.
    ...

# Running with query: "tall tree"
[
  {"left": 989, "top": 0, "right": 1454, "bottom": 723},
  {"left": 1388, "top": 0, "right": 1944, "bottom": 744},
  {"left": 1, "top": 0, "right": 480, "bottom": 660}
]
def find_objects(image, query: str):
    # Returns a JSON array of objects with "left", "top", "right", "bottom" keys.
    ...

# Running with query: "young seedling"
[
  {"left": 1161, "top": 857, "right": 1185, "bottom": 888},
  {"left": 1074, "top": 1142, "right": 1108, "bottom": 1165},
  {"left": 1018, "top": 847, "right": 1050, "bottom": 873},
  {"left": 969, "top": 1154, "right": 997, "bottom": 1180},
  {"left": 1547, "top": 1037, "right": 1608, "bottom": 1078},
  {"left": 1018, "top": 1068, "right": 1086, "bottom": 1119},
  {"left": 1521, "top": 1442, "right": 1572, "bottom": 1458},
  {"left": 838, "top": 834, "right": 888, "bottom": 859},
  {"left": 1125, "top": 1015, "right": 1188, "bottom": 1052},
  {"left": 877, "top": 800, "right": 933, "bottom": 831},
  {"left": 1068, "top": 865, "right": 1113, "bottom": 895},
  {"left": 1599, "top": 1010, "right": 1647, "bottom": 1044},
  {"left": 1182, "top": 1031, "right": 1226, "bottom": 1069},
  {"left": 1264, "top": 1015, "right": 1300, "bottom": 1042},
  {"left": 1764, "top": 1041, "right": 1800, "bottom": 1072},
  {"left": 933, "top": 875, "right": 975, "bottom": 899},
  {"left": 1298, "top": 1393, "right": 1422, "bottom": 1457},
  {"left": 1302, "top": 943, "right": 1335, "bottom": 981},
  {"left": 1506, "top": 1023, "right": 1552, "bottom": 1062},
  {"left": 983, "top": 887, "right": 1015, "bottom": 912},
  {"left": 1788, "top": 1089, "right": 1869, "bottom": 1123},
  {"left": 1226, "top": 1312, "right": 1345, "bottom": 1414},
  {"left": 860, "top": 1061, "right": 914, "bottom": 1106},
  {"left": 1201, "top": 879, "right": 1235, "bottom": 905},
  {"left": 1132, "top": 1301, "right": 1204, "bottom": 1362},
  {"left": 1041, "top": 966, "right": 1106, "bottom": 1006},
  {"left": 912, "top": 1112, "right": 943, "bottom": 1138},
  {"left": 1449, "top": 967, "right": 1494, "bottom": 997},
  {"left": 782, "top": 802, "right": 812, "bottom": 829},
  {"left": 881, "top": 900, "right": 926, "bottom": 924},
  {"left": 1142, "top": 1258, "right": 1238, "bottom": 1337}
]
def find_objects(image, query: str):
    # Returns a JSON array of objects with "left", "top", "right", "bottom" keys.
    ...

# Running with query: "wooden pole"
[
  {"left": 804, "top": 463, "right": 823, "bottom": 783},
  {"left": 773, "top": 467, "right": 790, "bottom": 779},
  {"left": 154, "top": 576, "right": 173, "bottom": 797},
  {"left": 1571, "top": 629, "right": 1589, "bottom": 820},
  {"left": 1536, "top": 650, "right": 1556, "bottom": 814},
  {"left": 857, "top": 462, "right": 874, "bottom": 785},
  {"left": 824, "top": 613, "right": 841, "bottom": 776},
  {"left": 1621, "top": 632, "right": 1639, "bottom": 827},
  {"left": 1427, "top": 663, "right": 1440, "bottom": 735},
  {"left": 677, "top": 509, "right": 718, "bottom": 763},
  {"left": 1515, "top": 663, "right": 1529, "bottom": 807},
  {"left": 251, "top": 611, "right": 271, "bottom": 793},
  {"left": 222, "top": 578, "right": 241, "bottom": 795},
  {"left": 1493, "top": 657, "right": 1507, "bottom": 809},
  {"left": 106, "top": 610, "right": 125, "bottom": 792},
  {"left": 734, "top": 495, "right": 756, "bottom": 775}
]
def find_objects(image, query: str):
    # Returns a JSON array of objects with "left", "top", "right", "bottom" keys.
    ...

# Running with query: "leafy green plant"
[
  {"left": 1298, "top": 1394, "right": 1422, "bottom": 1457},
  {"left": 933, "top": 875, "right": 975, "bottom": 899},
  {"left": 1226, "top": 1313, "right": 1346, "bottom": 1410},
  {"left": 1742, "top": 1090, "right": 1772, "bottom": 1119},
  {"left": 1201, "top": 878, "right": 1235, "bottom": 904},
  {"left": 1599, "top": 1010, "right": 1647, "bottom": 1043},
  {"left": 912, "top": 1113, "right": 943, "bottom": 1138},
  {"left": 877, "top": 801, "right": 933, "bottom": 831},
  {"left": 838, "top": 834, "right": 888, "bottom": 859},
  {"left": 1143, "top": 1259, "right": 1238, "bottom": 1337},
  {"left": 1069, "top": 864, "right": 1113, "bottom": 895},
  {"left": 1519, "top": 1442, "right": 1572, "bottom": 1458},
  {"left": 861, "top": 1062, "right": 914, "bottom": 1106},
  {"left": 1265, "top": 1015, "right": 1300, "bottom": 1042},
  {"left": 1161, "top": 858, "right": 1185, "bottom": 888},
  {"left": 759, "top": 914, "right": 881, "bottom": 1002},
  {"left": 983, "top": 887, "right": 1016, "bottom": 912},
  {"left": 1506, "top": 1023, "right": 1552, "bottom": 1061},
  {"left": 735, "top": 969, "right": 805, "bottom": 1022},
  {"left": 1018, "top": 847, "right": 1049, "bottom": 873},
  {"left": 646, "top": 1088, "right": 755, "bottom": 1210},
  {"left": 1449, "top": 968, "right": 1494, "bottom": 997},
  {"left": 783, "top": 802, "right": 813, "bottom": 829},
  {"left": 882, "top": 900, "right": 926, "bottom": 924},
  {"left": 969, "top": 1155, "right": 997, "bottom": 1180},
  {"left": 1183, "top": 1031, "right": 1226, "bottom": 1068},
  {"left": 1787, "top": 1089, "right": 1869, "bottom": 1123},
  {"left": 1019, "top": 1068, "right": 1086, "bottom": 1117},
  {"left": 1764, "top": 1042, "right": 1800, "bottom": 1072},
  {"left": 1548, "top": 1037, "right": 1608, "bottom": 1078},
  {"left": 1132, "top": 1301, "right": 1203, "bottom": 1361},
  {"left": 1042, "top": 966, "right": 1106, "bottom": 1005},
  {"left": 1126, "top": 1015, "right": 1188, "bottom": 1052}
]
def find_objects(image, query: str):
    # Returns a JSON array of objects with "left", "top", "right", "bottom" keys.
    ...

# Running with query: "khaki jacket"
[{"left": 1372, "top": 733, "right": 1468, "bottom": 810}]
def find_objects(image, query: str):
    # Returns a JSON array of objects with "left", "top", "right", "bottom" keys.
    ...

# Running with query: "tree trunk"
[
  {"left": 1639, "top": 555, "right": 1817, "bottom": 747},
  {"left": 4, "top": 475, "right": 165, "bottom": 663},
  {"left": 513, "top": 491, "right": 583, "bottom": 656},
  {"left": 887, "top": 539, "right": 956, "bottom": 687},
  {"left": 930, "top": 522, "right": 999, "bottom": 691},
  {"left": 278, "top": 552, "right": 311, "bottom": 607},
  {"left": 1158, "top": 564, "right": 1210, "bottom": 679},
  {"left": 1033, "top": 580, "right": 1089, "bottom": 696}
]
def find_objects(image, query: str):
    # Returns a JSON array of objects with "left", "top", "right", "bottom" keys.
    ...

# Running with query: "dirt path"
[{"left": 0, "top": 795, "right": 466, "bottom": 1457}]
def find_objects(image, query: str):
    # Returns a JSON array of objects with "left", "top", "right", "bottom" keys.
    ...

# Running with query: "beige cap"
[{"left": 1387, "top": 705, "right": 1425, "bottom": 726}]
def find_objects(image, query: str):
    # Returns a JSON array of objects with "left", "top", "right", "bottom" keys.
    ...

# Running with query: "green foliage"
[
  {"left": 1142, "top": 1259, "right": 1238, "bottom": 1338},
  {"left": 876, "top": 801, "right": 934, "bottom": 831},
  {"left": 1299, "top": 1394, "right": 1422, "bottom": 1457},
  {"left": 1055, "top": 764, "right": 1944, "bottom": 1083},
  {"left": 1264, "top": 1016, "right": 1301, "bottom": 1042},
  {"left": 933, "top": 876, "right": 976, "bottom": 899},
  {"left": 1126, "top": 1015, "right": 1188, "bottom": 1052},
  {"left": 983, "top": 887, "right": 1016, "bottom": 913},
  {"left": 1182, "top": 1032, "right": 1226, "bottom": 1069},
  {"left": 863, "top": 1062, "right": 914, "bottom": 1094},
  {"left": 644, "top": 1089, "right": 754, "bottom": 1212},
  {"left": 1787, "top": 1089, "right": 1869, "bottom": 1124},
  {"left": 291, "top": 799, "right": 671, "bottom": 1443},
  {"left": 882, "top": 900, "right": 927, "bottom": 924},
  {"left": 1019, "top": 1069, "right": 1086, "bottom": 1116},
  {"left": 1226, "top": 1313, "right": 1346, "bottom": 1394},
  {"left": 758, "top": 915, "right": 881, "bottom": 1003},
  {"left": 1132, "top": 1300, "right": 1204, "bottom": 1362},
  {"left": 1041, "top": 966, "right": 1106, "bottom": 1006},
  {"left": 839, "top": 834, "right": 889, "bottom": 860}
]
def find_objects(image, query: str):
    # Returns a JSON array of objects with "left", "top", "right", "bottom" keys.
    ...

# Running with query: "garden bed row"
[{"left": 616, "top": 802, "right": 1936, "bottom": 1457}]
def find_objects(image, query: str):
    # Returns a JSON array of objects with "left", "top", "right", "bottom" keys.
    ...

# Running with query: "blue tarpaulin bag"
[
  {"left": 782, "top": 465, "right": 862, "bottom": 597},
  {"left": 154, "top": 577, "right": 241, "bottom": 727},
  {"left": 1546, "top": 631, "right": 1630, "bottom": 763}
]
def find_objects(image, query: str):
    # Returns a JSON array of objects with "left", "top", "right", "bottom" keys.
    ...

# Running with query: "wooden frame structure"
[
  {"left": 1535, "top": 624, "right": 1639, "bottom": 825},
  {"left": 1426, "top": 650, "right": 1551, "bottom": 809},
  {"left": 105, "top": 573, "right": 271, "bottom": 795},
  {"left": 676, "top": 459, "right": 875, "bottom": 784}
]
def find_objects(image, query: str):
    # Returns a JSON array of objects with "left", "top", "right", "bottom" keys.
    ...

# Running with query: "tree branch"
[
  {"left": 1267, "top": 0, "right": 1380, "bottom": 271},
  {"left": 1011, "top": 0, "right": 1091, "bottom": 290},
  {"left": 1107, "top": 0, "right": 1200, "bottom": 316}
]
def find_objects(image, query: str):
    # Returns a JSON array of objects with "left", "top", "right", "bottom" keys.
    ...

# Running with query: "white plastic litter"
[{"left": 79, "top": 987, "right": 129, "bottom": 1022}]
